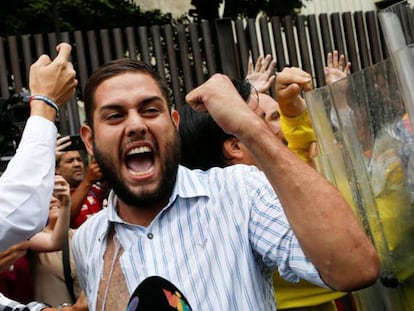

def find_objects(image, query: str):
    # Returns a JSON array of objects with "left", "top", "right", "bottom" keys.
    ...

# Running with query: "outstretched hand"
[
  {"left": 29, "top": 43, "right": 78, "bottom": 107},
  {"left": 245, "top": 54, "right": 276, "bottom": 93},
  {"left": 325, "top": 50, "right": 351, "bottom": 85}
]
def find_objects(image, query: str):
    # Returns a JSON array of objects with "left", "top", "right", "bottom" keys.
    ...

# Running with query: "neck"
[
  {"left": 70, "top": 181, "right": 81, "bottom": 190},
  {"left": 117, "top": 199, "right": 168, "bottom": 227}
]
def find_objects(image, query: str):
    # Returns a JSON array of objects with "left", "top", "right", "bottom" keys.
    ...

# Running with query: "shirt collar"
[
  {"left": 172, "top": 165, "right": 209, "bottom": 199},
  {"left": 104, "top": 165, "right": 209, "bottom": 226}
]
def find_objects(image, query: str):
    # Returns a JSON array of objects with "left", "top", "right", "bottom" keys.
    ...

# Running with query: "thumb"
[
  {"left": 283, "top": 83, "right": 303, "bottom": 99},
  {"left": 54, "top": 43, "right": 72, "bottom": 63},
  {"left": 308, "top": 141, "right": 319, "bottom": 159}
]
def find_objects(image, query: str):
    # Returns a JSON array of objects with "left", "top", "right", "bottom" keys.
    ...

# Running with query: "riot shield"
[{"left": 305, "top": 50, "right": 414, "bottom": 311}]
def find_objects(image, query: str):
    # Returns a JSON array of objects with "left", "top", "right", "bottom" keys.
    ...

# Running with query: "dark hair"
[
  {"left": 179, "top": 79, "right": 252, "bottom": 170},
  {"left": 83, "top": 58, "right": 171, "bottom": 126},
  {"left": 179, "top": 104, "right": 232, "bottom": 170},
  {"left": 232, "top": 79, "right": 252, "bottom": 102}
]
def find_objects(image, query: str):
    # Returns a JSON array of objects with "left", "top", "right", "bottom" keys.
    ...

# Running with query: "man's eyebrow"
[
  {"left": 98, "top": 103, "right": 124, "bottom": 111},
  {"left": 99, "top": 96, "right": 166, "bottom": 110},
  {"left": 140, "top": 96, "right": 167, "bottom": 106}
]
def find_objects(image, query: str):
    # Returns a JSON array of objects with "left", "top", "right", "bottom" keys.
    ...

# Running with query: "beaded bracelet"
[{"left": 29, "top": 95, "right": 59, "bottom": 113}]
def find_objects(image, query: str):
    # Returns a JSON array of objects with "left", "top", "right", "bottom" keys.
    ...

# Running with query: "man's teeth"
[
  {"left": 127, "top": 146, "right": 151, "bottom": 155},
  {"left": 130, "top": 170, "right": 152, "bottom": 176}
]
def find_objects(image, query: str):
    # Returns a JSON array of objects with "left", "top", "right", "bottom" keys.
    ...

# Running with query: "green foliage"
[
  {"left": 264, "top": 0, "right": 306, "bottom": 17},
  {"left": 191, "top": 0, "right": 307, "bottom": 20},
  {"left": 0, "top": 0, "right": 173, "bottom": 36},
  {"left": 0, "top": 0, "right": 308, "bottom": 36}
]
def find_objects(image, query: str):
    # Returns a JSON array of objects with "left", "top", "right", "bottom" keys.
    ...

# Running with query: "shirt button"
[{"left": 147, "top": 233, "right": 153, "bottom": 239}]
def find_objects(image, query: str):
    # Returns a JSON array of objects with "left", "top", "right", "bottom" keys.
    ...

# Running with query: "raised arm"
[
  {"left": 29, "top": 43, "right": 78, "bottom": 121},
  {"left": 275, "top": 67, "right": 318, "bottom": 164},
  {"left": 0, "top": 43, "right": 77, "bottom": 251},
  {"left": 69, "top": 158, "right": 103, "bottom": 227},
  {"left": 29, "top": 175, "right": 71, "bottom": 252},
  {"left": 185, "top": 74, "right": 380, "bottom": 291}
]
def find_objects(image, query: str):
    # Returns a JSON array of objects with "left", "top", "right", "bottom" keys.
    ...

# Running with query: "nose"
[
  {"left": 125, "top": 112, "right": 147, "bottom": 138},
  {"left": 73, "top": 159, "right": 83, "bottom": 167}
]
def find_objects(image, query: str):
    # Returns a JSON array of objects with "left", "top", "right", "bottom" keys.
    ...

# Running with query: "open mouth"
[{"left": 125, "top": 145, "right": 155, "bottom": 176}]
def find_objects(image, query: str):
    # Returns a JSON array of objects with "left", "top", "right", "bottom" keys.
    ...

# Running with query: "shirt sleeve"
[
  {"left": 0, "top": 116, "right": 57, "bottom": 251},
  {"left": 246, "top": 168, "right": 327, "bottom": 288},
  {"left": 280, "top": 109, "right": 316, "bottom": 163}
]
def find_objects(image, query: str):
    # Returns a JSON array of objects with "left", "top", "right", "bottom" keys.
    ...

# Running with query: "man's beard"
[{"left": 93, "top": 133, "right": 181, "bottom": 208}]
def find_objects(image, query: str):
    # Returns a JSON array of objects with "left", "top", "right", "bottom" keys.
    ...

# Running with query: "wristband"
[{"left": 30, "top": 95, "right": 59, "bottom": 113}]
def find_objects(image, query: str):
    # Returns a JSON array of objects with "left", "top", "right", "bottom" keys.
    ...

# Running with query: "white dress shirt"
[
  {"left": 0, "top": 116, "right": 57, "bottom": 251},
  {"left": 73, "top": 165, "right": 326, "bottom": 311}
]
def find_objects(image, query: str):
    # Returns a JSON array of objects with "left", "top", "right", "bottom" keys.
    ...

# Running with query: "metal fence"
[{"left": 0, "top": 9, "right": 402, "bottom": 133}]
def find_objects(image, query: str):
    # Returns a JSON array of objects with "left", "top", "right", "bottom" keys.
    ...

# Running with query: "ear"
[
  {"left": 222, "top": 137, "right": 244, "bottom": 162},
  {"left": 171, "top": 108, "right": 180, "bottom": 129},
  {"left": 80, "top": 125, "right": 94, "bottom": 157}
]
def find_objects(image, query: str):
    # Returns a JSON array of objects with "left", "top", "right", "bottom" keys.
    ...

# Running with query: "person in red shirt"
[{"left": 55, "top": 147, "right": 108, "bottom": 228}]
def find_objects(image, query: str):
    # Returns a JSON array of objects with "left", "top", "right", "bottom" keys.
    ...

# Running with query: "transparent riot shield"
[
  {"left": 305, "top": 57, "right": 414, "bottom": 310},
  {"left": 379, "top": 1, "right": 414, "bottom": 139}
]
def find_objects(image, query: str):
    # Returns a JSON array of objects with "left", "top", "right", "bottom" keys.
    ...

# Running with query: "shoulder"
[
  {"left": 179, "top": 164, "right": 265, "bottom": 187},
  {"left": 178, "top": 164, "right": 270, "bottom": 201},
  {"left": 181, "top": 163, "right": 263, "bottom": 178}
]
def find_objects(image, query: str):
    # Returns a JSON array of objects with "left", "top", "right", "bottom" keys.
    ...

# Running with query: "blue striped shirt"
[{"left": 73, "top": 165, "right": 325, "bottom": 310}]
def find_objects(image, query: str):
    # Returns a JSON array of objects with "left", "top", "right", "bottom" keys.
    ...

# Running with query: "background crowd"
[{"left": 0, "top": 41, "right": 381, "bottom": 311}]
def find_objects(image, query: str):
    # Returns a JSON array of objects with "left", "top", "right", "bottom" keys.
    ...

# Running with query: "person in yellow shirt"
[{"left": 246, "top": 53, "right": 355, "bottom": 311}]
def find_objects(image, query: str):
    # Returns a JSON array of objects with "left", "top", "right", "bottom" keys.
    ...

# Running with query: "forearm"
[
  {"left": 0, "top": 117, "right": 56, "bottom": 251},
  {"left": 279, "top": 95, "right": 307, "bottom": 117},
  {"left": 241, "top": 121, "right": 379, "bottom": 291},
  {"left": 50, "top": 207, "right": 70, "bottom": 250},
  {"left": 29, "top": 214, "right": 69, "bottom": 252}
]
